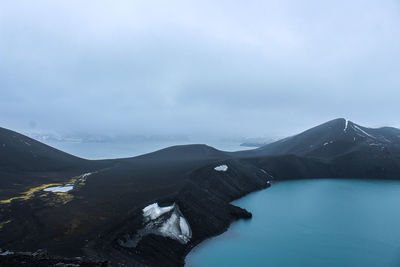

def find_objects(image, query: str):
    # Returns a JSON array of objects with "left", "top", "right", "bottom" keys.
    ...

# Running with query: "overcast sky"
[{"left": 1, "top": 0, "right": 400, "bottom": 139}]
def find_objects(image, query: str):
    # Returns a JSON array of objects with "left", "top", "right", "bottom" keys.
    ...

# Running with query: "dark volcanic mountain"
[
  {"left": 0, "top": 127, "right": 85, "bottom": 172},
  {"left": 1, "top": 119, "right": 400, "bottom": 266},
  {"left": 0, "top": 127, "right": 111, "bottom": 199},
  {"left": 237, "top": 118, "right": 400, "bottom": 158},
  {"left": 235, "top": 118, "right": 400, "bottom": 180}
]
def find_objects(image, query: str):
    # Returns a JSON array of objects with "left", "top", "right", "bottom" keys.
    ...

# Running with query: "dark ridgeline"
[
  {"left": 0, "top": 127, "right": 113, "bottom": 200},
  {"left": 0, "top": 118, "right": 400, "bottom": 266},
  {"left": 234, "top": 118, "right": 400, "bottom": 179},
  {"left": 236, "top": 118, "right": 400, "bottom": 158}
]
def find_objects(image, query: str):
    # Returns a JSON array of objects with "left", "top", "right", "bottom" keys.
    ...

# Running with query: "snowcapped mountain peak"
[{"left": 237, "top": 118, "right": 400, "bottom": 158}]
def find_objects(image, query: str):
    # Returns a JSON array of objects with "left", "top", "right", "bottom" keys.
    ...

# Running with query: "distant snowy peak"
[{"left": 236, "top": 118, "right": 400, "bottom": 158}]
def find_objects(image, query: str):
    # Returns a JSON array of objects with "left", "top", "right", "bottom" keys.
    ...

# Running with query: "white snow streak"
[
  {"left": 344, "top": 119, "right": 349, "bottom": 132},
  {"left": 42, "top": 172, "right": 93, "bottom": 194},
  {"left": 143, "top": 203, "right": 174, "bottom": 220},
  {"left": 159, "top": 213, "right": 179, "bottom": 237},
  {"left": 179, "top": 216, "right": 191, "bottom": 237},
  {"left": 0, "top": 250, "right": 13, "bottom": 256},
  {"left": 353, "top": 125, "right": 375, "bottom": 139},
  {"left": 81, "top": 172, "right": 92, "bottom": 178},
  {"left": 159, "top": 213, "right": 191, "bottom": 243},
  {"left": 44, "top": 185, "right": 74, "bottom": 193},
  {"left": 214, "top": 165, "right": 228, "bottom": 172},
  {"left": 141, "top": 202, "right": 192, "bottom": 243}
]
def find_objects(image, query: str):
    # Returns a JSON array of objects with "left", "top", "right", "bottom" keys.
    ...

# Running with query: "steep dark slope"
[
  {"left": 87, "top": 158, "right": 269, "bottom": 266},
  {"left": 0, "top": 127, "right": 112, "bottom": 199},
  {"left": 235, "top": 118, "right": 400, "bottom": 159},
  {"left": 0, "top": 127, "right": 85, "bottom": 172},
  {"left": 0, "top": 138, "right": 269, "bottom": 266},
  {"left": 235, "top": 118, "right": 400, "bottom": 180}
]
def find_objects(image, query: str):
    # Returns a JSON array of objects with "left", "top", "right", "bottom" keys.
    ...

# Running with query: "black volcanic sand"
[
  {"left": 0, "top": 138, "right": 270, "bottom": 266},
  {"left": 1, "top": 118, "right": 400, "bottom": 266}
]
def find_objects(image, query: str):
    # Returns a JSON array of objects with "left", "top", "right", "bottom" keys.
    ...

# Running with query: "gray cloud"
[{"left": 1, "top": 0, "right": 400, "bottom": 139}]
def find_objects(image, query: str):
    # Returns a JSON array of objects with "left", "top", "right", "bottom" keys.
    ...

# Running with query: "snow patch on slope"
[
  {"left": 344, "top": 119, "right": 349, "bottom": 132},
  {"left": 214, "top": 165, "right": 228, "bottom": 172},
  {"left": 179, "top": 216, "right": 191, "bottom": 237},
  {"left": 144, "top": 203, "right": 191, "bottom": 243},
  {"left": 159, "top": 212, "right": 191, "bottom": 243},
  {"left": 0, "top": 250, "right": 13, "bottom": 256},
  {"left": 42, "top": 172, "right": 94, "bottom": 194},
  {"left": 353, "top": 125, "right": 375, "bottom": 139},
  {"left": 81, "top": 172, "right": 92, "bottom": 178},
  {"left": 44, "top": 185, "right": 74, "bottom": 193},
  {"left": 143, "top": 203, "right": 174, "bottom": 221},
  {"left": 323, "top": 141, "right": 334, "bottom": 146},
  {"left": 118, "top": 202, "right": 193, "bottom": 247}
]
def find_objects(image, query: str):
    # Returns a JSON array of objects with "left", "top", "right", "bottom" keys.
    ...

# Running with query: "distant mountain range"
[
  {"left": 26, "top": 131, "right": 191, "bottom": 144},
  {"left": 1, "top": 118, "right": 400, "bottom": 266},
  {"left": 239, "top": 137, "right": 277, "bottom": 147}
]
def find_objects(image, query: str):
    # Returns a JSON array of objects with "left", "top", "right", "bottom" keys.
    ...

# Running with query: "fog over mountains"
[{"left": 1, "top": 0, "right": 400, "bottom": 138}]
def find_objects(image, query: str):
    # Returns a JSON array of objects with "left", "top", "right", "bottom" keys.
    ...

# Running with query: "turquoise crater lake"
[{"left": 186, "top": 179, "right": 400, "bottom": 267}]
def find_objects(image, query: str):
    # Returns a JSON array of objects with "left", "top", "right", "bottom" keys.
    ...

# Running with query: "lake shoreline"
[
  {"left": 181, "top": 184, "right": 271, "bottom": 266},
  {"left": 185, "top": 179, "right": 400, "bottom": 267}
]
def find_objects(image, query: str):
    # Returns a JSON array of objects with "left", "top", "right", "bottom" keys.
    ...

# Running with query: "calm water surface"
[
  {"left": 186, "top": 179, "right": 400, "bottom": 267},
  {"left": 46, "top": 140, "right": 248, "bottom": 159}
]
